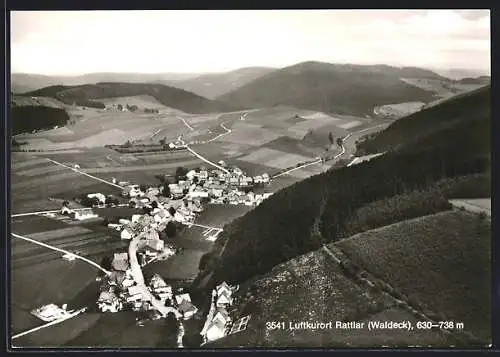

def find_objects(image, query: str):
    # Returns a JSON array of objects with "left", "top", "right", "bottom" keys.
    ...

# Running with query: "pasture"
[{"left": 334, "top": 210, "right": 491, "bottom": 343}]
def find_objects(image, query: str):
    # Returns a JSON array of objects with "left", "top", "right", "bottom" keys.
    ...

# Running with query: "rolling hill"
[
  {"left": 356, "top": 84, "right": 490, "bottom": 155},
  {"left": 157, "top": 67, "right": 275, "bottom": 99},
  {"left": 217, "top": 61, "right": 442, "bottom": 116},
  {"left": 10, "top": 72, "right": 204, "bottom": 94},
  {"left": 20, "top": 82, "right": 240, "bottom": 114},
  {"left": 192, "top": 79, "right": 491, "bottom": 347}
]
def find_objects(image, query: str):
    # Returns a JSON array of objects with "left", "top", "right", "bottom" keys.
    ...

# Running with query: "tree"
[
  {"left": 143, "top": 206, "right": 152, "bottom": 215},
  {"left": 159, "top": 138, "right": 166, "bottom": 146},
  {"left": 166, "top": 221, "right": 177, "bottom": 238},
  {"left": 161, "top": 181, "right": 171, "bottom": 197},
  {"left": 193, "top": 176, "right": 199, "bottom": 184},
  {"left": 151, "top": 201, "right": 158, "bottom": 209},
  {"left": 168, "top": 207, "right": 176, "bottom": 216},
  {"left": 124, "top": 140, "right": 132, "bottom": 148},
  {"left": 117, "top": 104, "right": 123, "bottom": 111},
  {"left": 328, "top": 132, "right": 334, "bottom": 145},
  {"left": 11, "top": 137, "right": 21, "bottom": 148},
  {"left": 139, "top": 184, "right": 148, "bottom": 193},
  {"left": 100, "top": 255, "right": 113, "bottom": 271},
  {"left": 337, "top": 137, "right": 343, "bottom": 147},
  {"left": 175, "top": 166, "right": 188, "bottom": 182}
]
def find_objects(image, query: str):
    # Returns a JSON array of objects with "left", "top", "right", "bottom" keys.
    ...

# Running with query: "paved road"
[{"left": 128, "top": 231, "right": 182, "bottom": 319}]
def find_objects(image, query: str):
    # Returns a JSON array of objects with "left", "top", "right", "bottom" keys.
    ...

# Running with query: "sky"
[{"left": 10, "top": 9, "right": 491, "bottom": 75}]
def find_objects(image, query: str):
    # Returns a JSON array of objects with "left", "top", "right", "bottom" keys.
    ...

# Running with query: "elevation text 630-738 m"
[{"left": 416, "top": 321, "right": 465, "bottom": 330}]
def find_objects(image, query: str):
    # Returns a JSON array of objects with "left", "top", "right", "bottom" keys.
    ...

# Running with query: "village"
[{"left": 47, "top": 162, "right": 269, "bottom": 343}]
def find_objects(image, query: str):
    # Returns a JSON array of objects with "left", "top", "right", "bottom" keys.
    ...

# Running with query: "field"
[
  {"left": 374, "top": 101, "right": 426, "bottom": 118},
  {"left": 210, "top": 249, "right": 450, "bottom": 348},
  {"left": 334, "top": 210, "right": 491, "bottom": 343}
]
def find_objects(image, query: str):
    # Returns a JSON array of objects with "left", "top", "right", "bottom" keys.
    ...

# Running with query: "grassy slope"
[
  {"left": 209, "top": 241, "right": 452, "bottom": 348},
  {"left": 218, "top": 61, "right": 437, "bottom": 116},
  {"left": 335, "top": 210, "right": 491, "bottom": 342},
  {"left": 23, "top": 82, "right": 240, "bottom": 114}
]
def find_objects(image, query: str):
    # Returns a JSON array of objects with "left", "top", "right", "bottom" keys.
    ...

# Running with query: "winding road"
[{"left": 128, "top": 231, "right": 182, "bottom": 319}]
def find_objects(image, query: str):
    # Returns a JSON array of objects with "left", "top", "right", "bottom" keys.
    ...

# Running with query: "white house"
[
  {"left": 121, "top": 227, "right": 135, "bottom": 240},
  {"left": 205, "top": 320, "right": 227, "bottom": 342},
  {"left": 131, "top": 214, "right": 143, "bottom": 223},
  {"left": 175, "top": 293, "right": 192, "bottom": 305},
  {"left": 126, "top": 285, "right": 143, "bottom": 302},
  {"left": 186, "top": 170, "right": 197, "bottom": 180},
  {"left": 87, "top": 193, "right": 106, "bottom": 204},
  {"left": 213, "top": 308, "right": 231, "bottom": 325}
]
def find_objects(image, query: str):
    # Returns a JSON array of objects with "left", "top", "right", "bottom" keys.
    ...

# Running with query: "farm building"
[{"left": 112, "top": 252, "right": 129, "bottom": 272}]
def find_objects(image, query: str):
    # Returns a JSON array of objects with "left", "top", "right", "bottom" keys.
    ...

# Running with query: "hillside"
[
  {"left": 159, "top": 67, "right": 275, "bottom": 99},
  {"left": 356, "top": 85, "right": 490, "bottom": 155},
  {"left": 206, "top": 209, "right": 489, "bottom": 347},
  {"left": 217, "top": 61, "right": 440, "bottom": 116},
  {"left": 21, "top": 82, "right": 240, "bottom": 114}
]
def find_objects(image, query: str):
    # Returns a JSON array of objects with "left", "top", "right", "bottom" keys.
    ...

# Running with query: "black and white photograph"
[{"left": 9, "top": 9, "right": 491, "bottom": 349}]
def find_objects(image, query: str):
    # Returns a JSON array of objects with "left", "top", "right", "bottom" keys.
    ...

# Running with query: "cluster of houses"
[
  {"left": 200, "top": 282, "right": 236, "bottom": 344},
  {"left": 167, "top": 166, "right": 272, "bottom": 207},
  {"left": 97, "top": 253, "right": 198, "bottom": 320}
]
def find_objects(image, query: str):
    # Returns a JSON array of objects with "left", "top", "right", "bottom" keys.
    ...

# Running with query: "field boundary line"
[
  {"left": 11, "top": 308, "right": 86, "bottom": 340},
  {"left": 176, "top": 116, "right": 194, "bottom": 131},
  {"left": 11, "top": 232, "right": 111, "bottom": 275},
  {"left": 45, "top": 158, "right": 123, "bottom": 189}
]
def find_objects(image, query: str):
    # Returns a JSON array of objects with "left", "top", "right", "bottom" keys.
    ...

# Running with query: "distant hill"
[
  {"left": 10, "top": 72, "right": 205, "bottom": 94},
  {"left": 433, "top": 68, "right": 491, "bottom": 80},
  {"left": 217, "top": 61, "right": 440, "bottom": 116},
  {"left": 357, "top": 84, "right": 490, "bottom": 155},
  {"left": 20, "top": 82, "right": 240, "bottom": 114},
  {"left": 157, "top": 67, "right": 275, "bottom": 99}
]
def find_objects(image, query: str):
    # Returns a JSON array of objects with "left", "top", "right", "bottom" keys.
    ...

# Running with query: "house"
[
  {"left": 118, "top": 218, "right": 131, "bottom": 225},
  {"left": 216, "top": 282, "right": 233, "bottom": 300},
  {"left": 72, "top": 209, "right": 98, "bottom": 221},
  {"left": 186, "top": 170, "right": 197, "bottom": 180},
  {"left": 253, "top": 175, "right": 263, "bottom": 184},
  {"left": 175, "top": 293, "right": 192, "bottom": 305},
  {"left": 169, "top": 184, "right": 184, "bottom": 199},
  {"left": 61, "top": 205, "right": 73, "bottom": 215},
  {"left": 262, "top": 173, "right": 270, "bottom": 183},
  {"left": 178, "top": 300, "right": 198, "bottom": 320},
  {"left": 174, "top": 211, "right": 186, "bottom": 223},
  {"left": 97, "top": 291, "right": 122, "bottom": 313},
  {"left": 149, "top": 274, "right": 173, "bottom": 299},
  {"left": 212, "top": 308, "right": 231, "bottom": 325},
  {"left": 153, "top": 209, "right": 170, "bottom": 224},
  {"left": 121, "top": 226, "right": 135, "bottom": 240},
  {"left": 233, "top": 167, "right": 244, "bottom": 176},
  {"left": 199, "top": 170, "right": 209, "bottom": 180},
  {"left": 144, "top": 238, "right": 164, "bottom": 251},
  {"left": 205, "top": 320, "right": 227, "bottom": 342},
  {"left": 216, "top": 291, "right": 233, "bottom": 307},
  {"left": 112, "top": 252, "right": 129, "bottom": 272},
  {"left": 131, "top": 214, "right": 143, "bottom": 223},
  {"left": 126, "top": 285, "right": 143, "bottom": 302},
  {"left": 188, "top": 190, "right": 209, "bottom": 198},
  {"left": 87, "top": 193, "right": 106, "bottom": 204},
  {"left": 146, "top": 187, "right": 160, "bottom": 196}
]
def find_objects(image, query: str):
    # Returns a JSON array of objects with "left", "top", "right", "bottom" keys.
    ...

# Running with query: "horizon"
[{"left": 11, "top": 10, "right": 490, "bottom": 76}]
